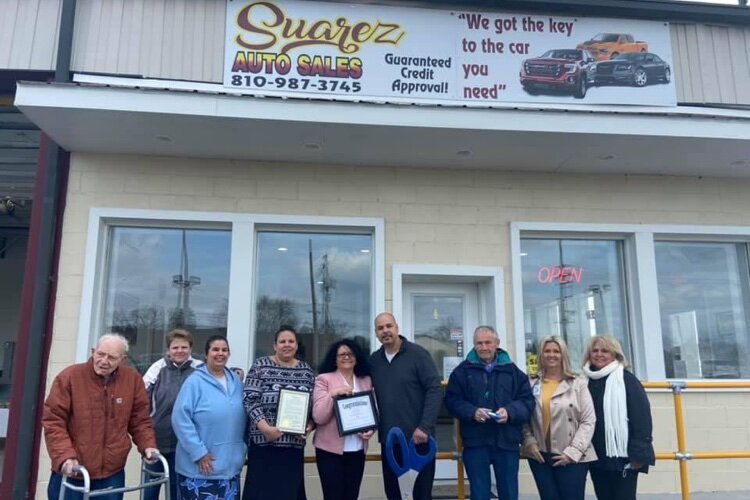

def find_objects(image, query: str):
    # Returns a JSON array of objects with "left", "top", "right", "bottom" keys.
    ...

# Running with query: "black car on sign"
[{"left": 590, "top": 52, "right": 671, "bottom": 87}]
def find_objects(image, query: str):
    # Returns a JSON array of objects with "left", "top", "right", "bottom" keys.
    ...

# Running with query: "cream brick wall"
[{"left": 39, "top": 152, "right": 750, "bottom": 497}]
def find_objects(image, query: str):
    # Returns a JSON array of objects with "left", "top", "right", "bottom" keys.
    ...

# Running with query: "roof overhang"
[{"left": 14, "top": 79, "right": 750, "bottom": 177}]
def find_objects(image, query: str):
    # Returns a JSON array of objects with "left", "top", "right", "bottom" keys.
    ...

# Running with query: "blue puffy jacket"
[{"left": 445, "top": 348, "right": 534, "bottom": 450}]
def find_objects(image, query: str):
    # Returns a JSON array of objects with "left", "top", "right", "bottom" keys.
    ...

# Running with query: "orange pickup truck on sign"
[{"left": 577, "top": 33, "right": 648, "bottom": 61}]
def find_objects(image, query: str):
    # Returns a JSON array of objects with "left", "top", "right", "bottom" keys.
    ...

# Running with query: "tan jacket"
[{"left": 522, "top": 376, "right": 597, "bottom": 463}]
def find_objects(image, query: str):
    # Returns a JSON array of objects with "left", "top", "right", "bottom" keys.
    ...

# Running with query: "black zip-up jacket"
[
  {"left": 147, "top": 356, "right": 197, "bottom": 452},
  {"left": 445, "top": 348, "right": 534, "bottom": 450},
  {"left": 587, "top": 369, "right": 655, "bottom": 473},
  {"left": 369, "top": 336, "right": 443, "bottom": 440}
]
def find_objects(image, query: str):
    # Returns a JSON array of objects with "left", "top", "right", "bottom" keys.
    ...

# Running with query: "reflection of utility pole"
[
  {"left": 588, "top": 284, "right": 611, "bottom": 334},
  {"left": 172, "top": 230, "right": 201, "bottom": 312},
  {"left": 557, "top": 240, "right": 574, "bottom": 343},
  {"left": 308, "top": 240, "right": 318, "bottom": 363},
  {"left": 319, "top": 254, "right": 335, "bottom": 334}
]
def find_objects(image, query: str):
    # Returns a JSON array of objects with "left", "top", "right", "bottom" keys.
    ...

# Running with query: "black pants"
[
  {"left": 528, "top": 453, "right": 589, "bottom": 500},
  {"left": 381, "top": 441, "right": 436, "bottom": 500},
  {"left": 315, "top": 448, "right": 366, "bottom": 500},
  {"left": 243, "top": 445, "right": 306, "bottom": 500},
  {"left": 589, "top": 467, "right": 639, "bottom": 500}
]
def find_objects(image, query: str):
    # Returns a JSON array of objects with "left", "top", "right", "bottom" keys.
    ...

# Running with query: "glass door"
[{"left": 403, "top": 282, "right": 479, "bottom": 480}]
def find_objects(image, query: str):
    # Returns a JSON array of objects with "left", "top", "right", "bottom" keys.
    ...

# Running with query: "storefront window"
[
  {"left": 520, "top": 238, "right": 631, "bottom": 373},
  {"left": 0, "top": 232, "right": 27, "bottom": 408},
  {"left": 656, "top": 241, "right": 750, "bottom": 379},
  {"left": 101, "top": 227, "right": 231, "bottom": 373},
  {"left": 254, "top": 231, "right": 373, "bottom": 368}
]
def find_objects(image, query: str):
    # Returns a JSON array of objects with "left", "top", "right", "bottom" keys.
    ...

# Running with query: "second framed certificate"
[{"left": 333, "top": 390, "right": 379, "bottom": 436}]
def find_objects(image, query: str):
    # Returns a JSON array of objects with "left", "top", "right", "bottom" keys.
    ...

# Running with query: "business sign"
[
  {"left": 225, "top": 0, "right": 676, "bottom": 106},
  {"left": 537, "top": 266, "right": 585, "bottom": 284}
]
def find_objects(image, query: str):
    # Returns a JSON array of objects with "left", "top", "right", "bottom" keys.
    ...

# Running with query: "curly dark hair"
[{"left": 318, "top": 338, "right": 371, "bottom": 377}]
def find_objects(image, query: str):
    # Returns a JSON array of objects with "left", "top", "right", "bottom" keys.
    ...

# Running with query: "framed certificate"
[
  {"left": 333, "top": 390, "right": 379, "bottom": 436},
  {"left": 276, "top": 388, "right": 311, "bottom": 435}
]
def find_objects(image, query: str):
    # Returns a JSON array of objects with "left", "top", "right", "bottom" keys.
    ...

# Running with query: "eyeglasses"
[
  {"left": 93, "top": 350, "right": 123, "bottom": 363},
  {"left": 337, "top": 352, "right": 354, "bottom": 359}
]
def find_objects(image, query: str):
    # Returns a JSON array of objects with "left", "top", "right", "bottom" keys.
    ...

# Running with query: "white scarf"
[{"left": 583, "top": 360, "right": 628, "bottom": 458}]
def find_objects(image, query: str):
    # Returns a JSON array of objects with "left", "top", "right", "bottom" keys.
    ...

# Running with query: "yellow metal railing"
[
  {"left": 642, "top": 380, "right": 750, "bottom": 500},
  {"left": 305, "top": 380, "right": 750, "bottom": 500}
]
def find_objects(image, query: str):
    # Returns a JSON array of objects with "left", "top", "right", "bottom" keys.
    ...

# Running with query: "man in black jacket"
[
  {"left": 369, "top": 312, "right": 443, "bottom": 500},
  {"left": 445, "top": 325, "right": 534, "bottom": 500}
]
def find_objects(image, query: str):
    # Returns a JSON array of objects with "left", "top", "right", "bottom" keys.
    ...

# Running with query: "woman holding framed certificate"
[
  {"left": 312, "top": 339, "right": 376, "bottom": 500},
  {"left": 243, "top": 326, "right": 315, "bottom": 500}
]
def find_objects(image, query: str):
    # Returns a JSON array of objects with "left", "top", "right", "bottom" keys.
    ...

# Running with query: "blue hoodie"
[{"left": 172, "top": 365, "right": 247, "bottom": 479}]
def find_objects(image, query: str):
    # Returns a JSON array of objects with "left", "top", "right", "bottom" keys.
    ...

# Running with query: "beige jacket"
[{"left": 522, "top": 376, "right": 597, "bottom": 463}]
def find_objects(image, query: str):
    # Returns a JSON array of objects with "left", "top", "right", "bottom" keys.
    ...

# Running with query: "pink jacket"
[{"left": 312, "top": 372, "right": 373, "bottom": 455}]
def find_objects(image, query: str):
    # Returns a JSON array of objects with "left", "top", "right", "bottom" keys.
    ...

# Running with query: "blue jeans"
[
  {"left": 528, "top": 453, "right": 589, "bottom": 500},
  {"left": 47, "top": 470, "right": 125, "bottom": 500},
  {"left": 462, "top": 446, "right": 519, "bottom": 500},
  {"left": 143, "top": 451, "right": 176, "bottom": 500}
]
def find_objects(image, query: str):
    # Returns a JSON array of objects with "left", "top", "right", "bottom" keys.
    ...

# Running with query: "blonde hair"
[
  {"left": 537, "top": 336, "right": 577, "bottom": 379},
  {"left": 582, "top": 335, "right": 630, "bottom": 369}
]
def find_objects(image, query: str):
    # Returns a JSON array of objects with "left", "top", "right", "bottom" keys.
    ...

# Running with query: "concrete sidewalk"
[
  {"left": 358, "top": 494, "right": 749, "bottom": 499},
  {"left": 359, "top": 490, "right": 750, "bottom": 499}
]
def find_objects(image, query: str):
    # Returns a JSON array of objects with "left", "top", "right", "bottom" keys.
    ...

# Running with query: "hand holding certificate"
[
  {"left": 277, "top": 388, "right": 311, "bottom": 435},
  {"left": 333, "top": 390, "right": 379, "bottom": 436}
]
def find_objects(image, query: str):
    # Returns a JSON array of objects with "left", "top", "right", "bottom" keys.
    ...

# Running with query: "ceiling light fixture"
[{"left": 277, "top": 247, "right": 288, "bottom": 252}]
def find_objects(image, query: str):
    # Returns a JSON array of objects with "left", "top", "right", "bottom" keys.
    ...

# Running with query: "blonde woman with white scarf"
[{"left": 582, "top": 335, "right": 655, "bottom": 500}]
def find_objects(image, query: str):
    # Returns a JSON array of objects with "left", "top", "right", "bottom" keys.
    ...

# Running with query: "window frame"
[
  {"left": 511, "top": 221, "right": 750, "bottom": 382},
  {"left": 77, "top": 208, "right": 384, "bottom": 372}
]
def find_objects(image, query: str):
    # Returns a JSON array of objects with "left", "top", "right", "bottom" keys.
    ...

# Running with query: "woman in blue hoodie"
[{"left": 172, "top": 335, "right": 247, "bottom": 500}]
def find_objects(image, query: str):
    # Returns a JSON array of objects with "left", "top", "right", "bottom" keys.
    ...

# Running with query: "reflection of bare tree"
[
  {"left": 110, "top": 306, "right": 166, "bottom": 355},
  {"left": 213, "top": 298, "right": 229, "bottom": 328},
  {"left": 414, "top": 317, "right": 458, "bottom": 343},
  {"left": 169, "top": 307, "right": 196, "bottom": 330},
  {"left": 255, "top": 295, "right": 298, "bottom": 338}
]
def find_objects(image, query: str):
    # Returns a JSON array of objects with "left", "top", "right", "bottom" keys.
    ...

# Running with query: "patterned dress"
[
  {"left": 244, "top": 356, "right": 315, "bottom": 448},
  {"left": 178, "top": 475, "right": 241, "bottom": 500},
  {"left": 242, "top": 356, "right": 315, "bottom": 500}
]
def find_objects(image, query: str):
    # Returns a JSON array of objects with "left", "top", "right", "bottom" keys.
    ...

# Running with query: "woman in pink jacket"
[
  {"left": 523, "top": 335, "right": 597, "bottom": 500},
  {"left": 312, "top": 339, "right": 374, "bottom": 500}
]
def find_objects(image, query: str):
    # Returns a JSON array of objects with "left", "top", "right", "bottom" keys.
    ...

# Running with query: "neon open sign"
[{"left": 537, "top": 266, "right": 584, "bottom": 284}]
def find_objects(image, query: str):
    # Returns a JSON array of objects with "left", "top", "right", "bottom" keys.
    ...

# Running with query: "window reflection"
[
  {"left": 521, "top": 238, "right": 631, "bottom": 373},
  {"left": 0, "top": 232, "right": 28, "bottom": 406},
  {"left": 102, "top": 227, "right": 231, "bottom": 373},
  {"left": 413, "top": 295, "right": 464, "bottom": 373},
  {"left": 656, "top": 241, "right": 750, "bottom": 379},
  {"left": 254, "top": 232, "right": 373, "bottom": 368}
]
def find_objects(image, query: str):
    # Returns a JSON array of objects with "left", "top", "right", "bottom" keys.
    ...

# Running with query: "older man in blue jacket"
[{"left": 445, "top": 325, "right": 534, "bottom": 500}]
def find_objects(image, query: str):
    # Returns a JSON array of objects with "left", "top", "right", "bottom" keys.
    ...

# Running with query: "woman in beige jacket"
[{"left": 522, "top": 336, "right": 596, "bottom": 500}]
